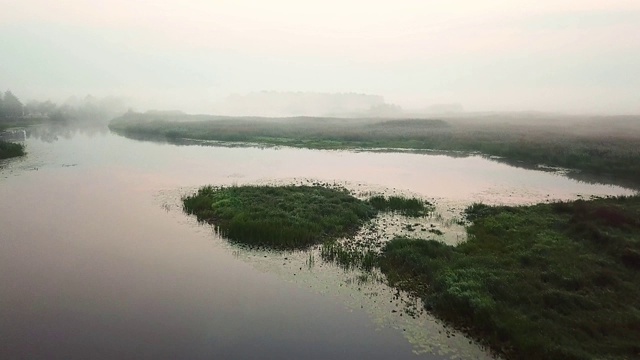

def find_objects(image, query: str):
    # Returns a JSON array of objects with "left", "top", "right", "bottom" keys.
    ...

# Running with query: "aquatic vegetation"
[
  {"left": 367, "top": 195, "right": 432, "bottom": 217},
  {"left": 182, "top": 185, "right": 377, "bottom": 249},
  {"left": 0, "top": 140, "right": 25, "bottom": 159},
  {"left": 321, "top": 241, "right": 378, "bottom": 271},
  {"left": 379, "top": 195, "right": 640, "bottom": 360}
]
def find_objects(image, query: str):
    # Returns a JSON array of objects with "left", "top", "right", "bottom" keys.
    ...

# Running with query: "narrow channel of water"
[{"left": 1, "top": 126, "right": 634, "bottom": 359}]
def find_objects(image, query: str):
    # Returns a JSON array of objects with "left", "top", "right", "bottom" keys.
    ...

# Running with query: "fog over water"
[{"left": 1, "top": 0, "right": 639, "bottom": 114}]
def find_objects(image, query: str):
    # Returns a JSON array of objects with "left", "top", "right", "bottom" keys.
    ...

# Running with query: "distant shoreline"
[{"left": 109, "top": 112, "right": 640, "bottom": 189}]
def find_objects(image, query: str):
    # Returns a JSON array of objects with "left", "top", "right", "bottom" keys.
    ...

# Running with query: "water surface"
[{"left": 1, "top": 127, "right": 634, "bottom": 359}]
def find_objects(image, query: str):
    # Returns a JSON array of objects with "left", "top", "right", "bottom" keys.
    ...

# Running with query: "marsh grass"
[
  {"left": 379, "top": 196, "right": 640, "bottom": 360},
  {"left": 182, "top": 185, "right": 377, "bottom": 249},
  {"left": 181, "top": 183, "right": 640, "bottom": 359},
  {"left": 368, "top": 195, "right": 432, "bottom": 217},
  {"left": 321, "top": 241, "right": 378, "bottom": 271}
]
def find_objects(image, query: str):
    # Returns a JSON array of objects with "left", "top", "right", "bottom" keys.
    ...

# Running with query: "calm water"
[{"left": 1, "top": 126, "right": 635, "bottom": 359}]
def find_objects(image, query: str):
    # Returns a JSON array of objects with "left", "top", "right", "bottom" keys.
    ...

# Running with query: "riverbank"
[
  {"left": 379, "top": 196, "right": 640, "bottom": 360},
  {"left": 109, "top": 112, "right": 640, "bottom": 187}
]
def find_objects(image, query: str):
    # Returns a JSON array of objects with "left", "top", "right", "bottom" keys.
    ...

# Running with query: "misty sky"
[{"left": 1, "top": 0, "right": 639, "bottom": 114}]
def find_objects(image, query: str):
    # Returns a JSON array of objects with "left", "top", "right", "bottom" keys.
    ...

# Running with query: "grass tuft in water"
[
  {"left": 367, "top": 195, "right": 432, "bottom": 217},
  {"left": 321, "top": 241, "right": 378, "bottom": 271}
]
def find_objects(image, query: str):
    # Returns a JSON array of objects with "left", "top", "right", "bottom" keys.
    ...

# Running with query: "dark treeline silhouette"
[
  {"left": 0, "top": 89, "right": 128, "bottom": 125},
  {"left": 0, "top": 89, "right": 128, "bottom": 158},
  {"left": 0, "top": 91, "right": 25, "bottom": 118}
]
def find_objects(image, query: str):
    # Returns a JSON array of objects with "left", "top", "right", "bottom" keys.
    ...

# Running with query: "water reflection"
[
  {"left": 0, "top": 129, "right": 26, "bottom": 142},
  {"left": 26, "top": 123, "right": 110, "bottom": 143}
]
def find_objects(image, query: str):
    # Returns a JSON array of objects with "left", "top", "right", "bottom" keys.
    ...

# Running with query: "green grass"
[
  {"left": 183, "top": 184, "right": 431, "bottom": 249},
  {"left": 368, "top": 195, "right": 432, "bottom": 217},
  {"left": 182, "top": 185, "right": 377, "bottom": 249},
  {"left": 109, "top": 112, "right": 640, "bottom": 187},
  {"left": 0, "top": 140, "right": 25, "bottom": 159},
  {"left": 379, "top": 196, "right": 640, "bottom": 360},
  {"left": 321, "top": 241, "right": 378, "bottom": 271}
]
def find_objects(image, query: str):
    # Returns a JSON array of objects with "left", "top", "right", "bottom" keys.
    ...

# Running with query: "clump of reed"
[
  {"left": 367, "top": 195, "right": 432, "bottom": 217},
  {"left": 321, "top": 241, "right": 377, "bottom": 271}
]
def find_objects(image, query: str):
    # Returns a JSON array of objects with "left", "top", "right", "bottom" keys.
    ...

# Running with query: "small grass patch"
[
  {"left": 321, "top": 241, "right": 378, "bottom": 271},
  {"left": 183, "top": 185, "right": 377, "bottom": 249},
  {"left": 379, "top": 196, "right": 640, "bottom": 360},
  {"left": 367, "top": 195, "right": 431, "bottom": 217}
]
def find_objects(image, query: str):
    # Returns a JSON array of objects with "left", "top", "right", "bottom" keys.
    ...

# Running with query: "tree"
[
  {"left": 3, "top": 91, "right": 23, "bottom": 118},
  {"left": 25, "top": 100, "right": 57, "bottom": 117}
]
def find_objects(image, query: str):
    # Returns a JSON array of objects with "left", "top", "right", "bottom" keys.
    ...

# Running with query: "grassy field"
[
  {"left": 109, "top": 112, "right": 640, "bottom": 187},
  {"left": 379, "top": 196, "right": 640, "bottom": 360}
]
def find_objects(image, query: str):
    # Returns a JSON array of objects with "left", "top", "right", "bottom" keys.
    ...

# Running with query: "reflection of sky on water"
[
  {"left": 10, "top": 127, "right": 632, "bottom": 202},
  {"left": 0, "top": 129, "right": 634, "bottom": 359}
]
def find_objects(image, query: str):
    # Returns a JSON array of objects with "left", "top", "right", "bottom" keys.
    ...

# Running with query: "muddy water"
[{"left": 1, "top": 127, "right": 635, "bottom": 359}]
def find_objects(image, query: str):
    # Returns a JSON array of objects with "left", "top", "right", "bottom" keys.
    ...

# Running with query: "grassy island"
[
  {"left": 380, "top": 196, "right": 640, "bottom": 360},
  {"left": 183, "top": 185, "right": 430, "bottom": 249},
  {"left": 183, "top": 185, "right": 380, "bottom": 249},
  {"left": 0, "top": 140, "right": 25, "bottom": 159}
]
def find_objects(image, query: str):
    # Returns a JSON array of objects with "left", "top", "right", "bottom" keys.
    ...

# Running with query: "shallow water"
[{"left": 1, "top": 126, "right": 635, "bottom": 359}]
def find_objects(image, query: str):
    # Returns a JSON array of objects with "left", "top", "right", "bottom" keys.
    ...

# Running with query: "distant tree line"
[
  {"left": 0, "top": 91, "right": 25, "bottom": 118},
  {"left": 0, "top": 89, "right": 128, "bottom": 124}
]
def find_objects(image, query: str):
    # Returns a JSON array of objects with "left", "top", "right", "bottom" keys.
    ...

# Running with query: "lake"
[{"left": 1, "top": 125, "right": 634, "bottom": 359}]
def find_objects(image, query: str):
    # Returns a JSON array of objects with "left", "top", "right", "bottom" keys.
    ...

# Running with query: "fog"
[{"left": 1, "top": 0, "right": 639, "bottom": 115}]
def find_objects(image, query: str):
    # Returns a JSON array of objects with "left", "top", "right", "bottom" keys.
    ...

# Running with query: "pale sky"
[{"left": 1, "top": 0, "right": 639, "bottom": 113}]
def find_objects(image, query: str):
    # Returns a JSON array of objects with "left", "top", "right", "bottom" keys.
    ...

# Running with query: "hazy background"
[{"left": 1, "top": 0, "right": 639, "bottom": 115}]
